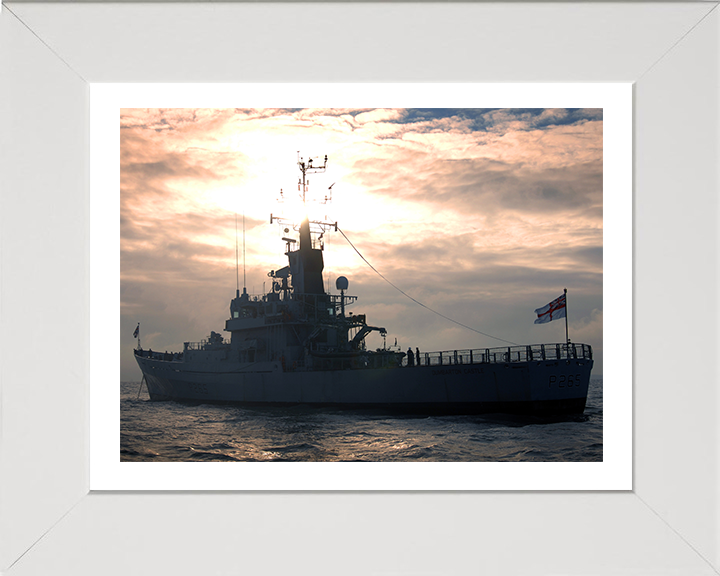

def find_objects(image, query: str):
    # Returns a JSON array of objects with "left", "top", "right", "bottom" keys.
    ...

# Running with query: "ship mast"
[
  {"left": 235, "top": 213, "right": 240, "bottom": 297},
  {"left": 243, "top": 210, "right": 247, "bottom": 293},
  {"left": 564, "top": 287, "right": 569, "bottom": 345},
  {"left": 235, "top": 210, "right": 248, "bottom": 299},
  {"left": 269, "top": 154, "right": 340, "bottom": 296},
  {"left": 270, "top": 153, "right": 338, "bottom": 245},
  {"left": 297, "top": 152, "right": 328, "bottom": 204}
]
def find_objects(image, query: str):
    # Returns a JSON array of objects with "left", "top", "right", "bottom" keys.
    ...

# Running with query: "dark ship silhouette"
[{"left": 134, "top": 155, "right": 593, "bottom": 414}]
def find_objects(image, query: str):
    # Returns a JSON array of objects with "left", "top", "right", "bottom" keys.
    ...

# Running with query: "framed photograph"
[
  {"left": 1, "top": 2, "right": 718, "bottom": 575},
  {"left": 90, "top": 83, "right": 630, "bottom": 491}
]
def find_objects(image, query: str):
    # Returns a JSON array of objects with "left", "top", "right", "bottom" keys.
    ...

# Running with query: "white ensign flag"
[{"left": 534, "top": 294, "right": 567, "bottom": 324}]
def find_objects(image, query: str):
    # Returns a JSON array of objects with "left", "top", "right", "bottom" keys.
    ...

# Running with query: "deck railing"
[
  {"left": 138, "top": 341, "right": 592, "bottom": 369},
  {"left": 183, "top": 340, "right": 230, "bottom": 351},
  {"left": 405, "top": 343, "right": 592, "bottom": 368}
]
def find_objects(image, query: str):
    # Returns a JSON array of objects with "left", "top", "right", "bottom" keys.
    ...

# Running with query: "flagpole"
[{"left": 564, "top": 288, "right": 569, "bottom": 345}]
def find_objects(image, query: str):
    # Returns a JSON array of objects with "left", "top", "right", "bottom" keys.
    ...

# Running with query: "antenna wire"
[{"left": 337, "top": 227, "right": 518, "bottom": 346}]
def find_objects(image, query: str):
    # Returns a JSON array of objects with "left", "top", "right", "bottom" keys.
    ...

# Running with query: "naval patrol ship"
[{"left": 134, "top": 155, "right": 593, "bottom": 415}]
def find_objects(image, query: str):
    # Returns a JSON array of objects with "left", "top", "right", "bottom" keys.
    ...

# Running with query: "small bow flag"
[
  {"left": 534, "top": 293, "right": 567, "bottom": 324},
  {"left": 133, "top": 323, "right": 140, "bottom": 338}
]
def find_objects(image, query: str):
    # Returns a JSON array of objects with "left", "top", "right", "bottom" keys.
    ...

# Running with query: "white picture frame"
[
  {"left": 90, "top": 82, "right": 630, "bottom": 492},
  {"left": 1, "top": 2, "right": 718, "bottom": 574}
]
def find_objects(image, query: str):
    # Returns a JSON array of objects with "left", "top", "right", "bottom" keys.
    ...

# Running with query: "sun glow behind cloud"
[{"left": 120, "top": 108, "right": 603, "bottom": 379}]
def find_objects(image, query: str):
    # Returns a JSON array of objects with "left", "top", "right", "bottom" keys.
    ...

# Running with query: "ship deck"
[{"left": 134, "top": 342, "right": 593, "bottom": 370}]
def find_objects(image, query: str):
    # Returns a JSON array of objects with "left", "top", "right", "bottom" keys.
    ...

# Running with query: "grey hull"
[{"left": 136, "top": 355, "right": 593, "bottom": 415}]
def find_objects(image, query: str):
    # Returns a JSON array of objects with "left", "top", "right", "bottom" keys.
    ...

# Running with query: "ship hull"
[{"left": 135, "top": 355, "right": 593, "bottom": 416}]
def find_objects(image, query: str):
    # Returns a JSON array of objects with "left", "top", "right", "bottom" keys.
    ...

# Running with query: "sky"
[{"left": 120, "top": 108, "right": 603, "bottom": 380}]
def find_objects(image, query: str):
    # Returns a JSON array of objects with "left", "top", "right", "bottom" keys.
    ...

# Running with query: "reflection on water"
[{"left": 121, "top": 378, "right": 603, "bottom": 462}]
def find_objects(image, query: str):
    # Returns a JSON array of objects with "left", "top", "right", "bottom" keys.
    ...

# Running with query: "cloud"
[{"left": 353, "top": 108, "right": 406, "bottom": 125}]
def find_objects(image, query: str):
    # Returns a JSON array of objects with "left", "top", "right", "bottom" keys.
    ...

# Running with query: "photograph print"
[{"left": 120, "top": 108, "right": 603, "bottom": 463}]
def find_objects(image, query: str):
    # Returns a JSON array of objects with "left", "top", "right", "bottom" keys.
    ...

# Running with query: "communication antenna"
[
  {"left": 235, "top": 213, "right": 240, "bottom": 296},
  {"left": 243, "top": 209, "right": 247, "bottom": 292},
  {"left": 235, "top": 208, "right": 247, "bottom": 296}
]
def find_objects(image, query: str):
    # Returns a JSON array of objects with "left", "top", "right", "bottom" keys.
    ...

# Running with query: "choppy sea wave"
[{"left": 120, "top": 377, "right": 602, "bottom": 462}]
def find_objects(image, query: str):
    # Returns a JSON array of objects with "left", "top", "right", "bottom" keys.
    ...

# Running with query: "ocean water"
[{"left": 120, "top": 377, "right": 602, "bottom": 462}]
